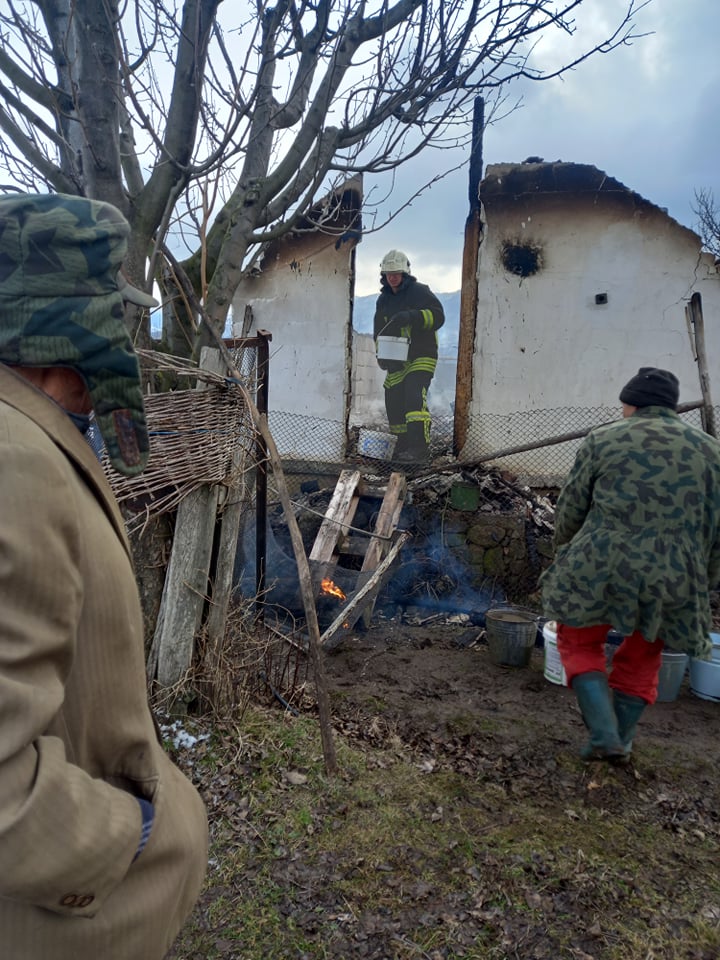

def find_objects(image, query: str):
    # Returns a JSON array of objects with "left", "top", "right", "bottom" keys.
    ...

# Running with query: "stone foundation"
[{"left": 401, "top": 497, "right": 554, "bottom": 606}]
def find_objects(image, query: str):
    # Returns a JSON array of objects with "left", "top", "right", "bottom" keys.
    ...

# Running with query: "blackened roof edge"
[{"left": 480, "top": 161, "right": 699, "bottom": 241}]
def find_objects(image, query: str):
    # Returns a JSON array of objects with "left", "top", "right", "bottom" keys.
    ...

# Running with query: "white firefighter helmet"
[{"left": 380, "top": 249, "right": 410, "bottom": 274}]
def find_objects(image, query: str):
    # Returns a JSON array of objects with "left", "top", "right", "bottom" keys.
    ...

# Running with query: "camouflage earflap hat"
[{"left": 0, "top": 192, "right": 158, "bottom": 476}]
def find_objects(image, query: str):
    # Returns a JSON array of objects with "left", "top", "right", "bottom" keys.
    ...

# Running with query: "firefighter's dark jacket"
[{"left": 373, "top": 275, "right": 445, "bottom": 374}]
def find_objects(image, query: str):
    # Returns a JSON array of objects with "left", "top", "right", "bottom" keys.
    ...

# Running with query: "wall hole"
[{"left": 501, "top": 240, "right": 542, "bottom": 278}]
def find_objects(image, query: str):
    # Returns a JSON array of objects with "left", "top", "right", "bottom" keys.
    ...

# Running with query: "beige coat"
[{"left": 0, "top": 365, "right": 208, "bottom": 959}]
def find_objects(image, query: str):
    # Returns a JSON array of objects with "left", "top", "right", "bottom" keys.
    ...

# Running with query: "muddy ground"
[
  {"left": 168, "top": 605, "right": 720, "bottom": 959},
  {"left": 323, "top": 612, "right": 720, "bottom": 765}
]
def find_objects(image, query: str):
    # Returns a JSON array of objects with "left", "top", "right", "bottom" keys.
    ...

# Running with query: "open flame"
[{"left": 321, "top": 577, "right": 346, "bottom": 601}]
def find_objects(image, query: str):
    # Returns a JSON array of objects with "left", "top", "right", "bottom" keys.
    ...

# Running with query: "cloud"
[{"left": 355, "top": 0, "right": 720, "bottom": 297}]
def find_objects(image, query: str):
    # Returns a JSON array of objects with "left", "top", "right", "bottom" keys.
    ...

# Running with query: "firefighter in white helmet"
[{"left": 373, "top": 250, "right": 445, "bottom": 463}]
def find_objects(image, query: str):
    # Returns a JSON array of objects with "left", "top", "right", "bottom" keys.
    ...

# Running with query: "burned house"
[
  {"left": 457, "top": 161, "right": 720, "bottom": 480},
  {"left": 231, "top": 178, "right": 362, "bottom": 464}
]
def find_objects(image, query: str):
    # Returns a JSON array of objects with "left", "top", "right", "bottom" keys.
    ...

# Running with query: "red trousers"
[{"left": 556, "top": 622, "right": 664, "bottom": 704}]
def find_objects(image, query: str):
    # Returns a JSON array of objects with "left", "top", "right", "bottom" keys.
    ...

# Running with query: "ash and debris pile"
[{"left": 406, "top": 466, "right": 556, "bottom": 534}]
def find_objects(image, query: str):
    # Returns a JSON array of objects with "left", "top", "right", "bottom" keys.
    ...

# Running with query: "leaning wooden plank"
[
  {"left": 155, "top": 484, "right": 220, "bottom": 690},
  {"left": 308, "top": 468, "right": 362, "bottom": 564},
  {"left": 203, "top": 493, "right": 245, "bottom": 709},
  {"left": 198, "top": 344, "right": 246, "bottom": 708},
  {"left": 687, "top": 293, "right": 717, "bottom": 437},
  {"left": 358, "top": 471, "right": 406, "bottom": 628},
  {"left": 361, "top": 471, "right": 407, "bottom": 573},
  {"left": 192, "top": 321, "right": 338, "bottom": 773},
  {"left": 321, "top": 531, "right": 412, "bottom": 651}
]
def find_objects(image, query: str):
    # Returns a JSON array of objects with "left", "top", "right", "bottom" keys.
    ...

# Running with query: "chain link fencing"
[{"left": 267, "top": 403, "right": 712, "bottom": 489}]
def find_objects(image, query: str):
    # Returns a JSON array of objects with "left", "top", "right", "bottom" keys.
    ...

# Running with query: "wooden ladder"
[{"left": 309, "top": 469, "right": 407, "bottom": 631}]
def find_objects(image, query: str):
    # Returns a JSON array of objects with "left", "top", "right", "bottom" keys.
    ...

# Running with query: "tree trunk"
[{"left": 129, "top": 513, "right": 175, "bottom": 656}]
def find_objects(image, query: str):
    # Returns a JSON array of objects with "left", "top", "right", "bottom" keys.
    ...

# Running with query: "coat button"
[{"left": 60, "top": 893, "right": 95, "bottom": 908}]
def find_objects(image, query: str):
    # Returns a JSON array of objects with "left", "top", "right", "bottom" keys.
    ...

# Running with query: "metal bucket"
[
  {"left": 376, "top": 335, "right": 409, "bottom": 362},
  {"left": 606, "top": 629, "right": 624, "bottom": 669},
  {"left": 656, "top": 650, "right": 688, "bottom": 703},
  {"left": 486, "top": 607, "right": 538, "bottom": 668}
]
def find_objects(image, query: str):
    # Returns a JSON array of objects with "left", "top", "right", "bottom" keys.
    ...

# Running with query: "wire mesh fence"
[
  {"left": 107, "top": 342, "right": 715, "bottom": 512},
  {"left": 267, "top": 403, "right": 713, "bottom": 488}
]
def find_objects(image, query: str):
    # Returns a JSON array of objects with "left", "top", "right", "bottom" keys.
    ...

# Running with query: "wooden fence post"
[
  {"left": 154, "top": 485, "right": 220, "bottom": 691},
  {"left": 151, "top": 348, "right": 229, "bottom": 697},
  {"left": 687, "top": 292, "right": 717, "bottom": 438}
]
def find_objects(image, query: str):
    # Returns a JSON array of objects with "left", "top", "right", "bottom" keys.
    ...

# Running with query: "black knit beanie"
[{"left": 619, "top": 367, "right": 679, "bottom": 410}]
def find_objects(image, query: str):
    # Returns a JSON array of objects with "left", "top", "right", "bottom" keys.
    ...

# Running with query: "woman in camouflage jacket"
[{"left": 541, "top": 367, "right": 720, "bottom": 762}]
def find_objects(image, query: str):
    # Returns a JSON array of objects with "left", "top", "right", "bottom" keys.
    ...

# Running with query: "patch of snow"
[{"left": 160, "top": 719, "right": 210, "bottom": 751}]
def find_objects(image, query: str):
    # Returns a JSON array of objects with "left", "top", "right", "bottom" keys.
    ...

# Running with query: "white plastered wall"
[
  {"left": 231, "top": 235, "right": 356, "bottom": 461},
  {"left": 467, "top": 189, "right": 720, "bottom": 475}
]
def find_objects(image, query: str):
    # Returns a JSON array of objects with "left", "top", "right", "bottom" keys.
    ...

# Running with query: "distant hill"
[{"left": 353, "top": 290, "right": 460, "bottom": 354}]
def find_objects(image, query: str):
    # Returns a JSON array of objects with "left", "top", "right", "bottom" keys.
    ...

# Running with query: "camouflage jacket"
[{"left": 540, "top": 406, "right": 720, "bottom": 657}]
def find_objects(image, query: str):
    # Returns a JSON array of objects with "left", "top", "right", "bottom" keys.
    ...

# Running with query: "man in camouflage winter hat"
[
  {"left": 0, "top": 193, "right": 208, "bottom": 960},
  {"left": 0, "top": 191, "right": 156, "bottom": 475},
  {"left": 541, "top": 367, "right": 720, "bottom": 763}
]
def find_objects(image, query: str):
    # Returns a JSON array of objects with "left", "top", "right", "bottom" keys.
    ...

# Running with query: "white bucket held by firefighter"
[
  {"left": 376, "top": 335, "right": 410, "bottom": 362},
  {"left": 542, "top": 620, "right": 567, "bottom": 686}
]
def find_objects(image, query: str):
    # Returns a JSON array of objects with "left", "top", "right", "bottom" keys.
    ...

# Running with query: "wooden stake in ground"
[
  {"left": 686, "top": 292, "right": 717, "bottom": 438},
  {"left": 203, "top": 335, "right": 338, "bottom": 774}
]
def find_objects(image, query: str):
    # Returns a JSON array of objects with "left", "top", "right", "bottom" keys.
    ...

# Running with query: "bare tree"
[
  {"left": 693, "top": 189, "right": 720, "bottom": 260},
  {"left": 0, "top": 0, "right": 644, "bottom": 354}
]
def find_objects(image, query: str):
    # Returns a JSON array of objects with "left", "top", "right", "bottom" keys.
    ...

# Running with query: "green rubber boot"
[
  {"left": 612, "top": 689, "right": 647, "bottom": 755},
  {"left": 571, "top": 671, "right": 628, "bottom": 762}
]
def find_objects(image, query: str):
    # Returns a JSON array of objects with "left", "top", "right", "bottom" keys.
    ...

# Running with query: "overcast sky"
[{"left": 354, "top": 0, "right": 719, "bottom": 297}]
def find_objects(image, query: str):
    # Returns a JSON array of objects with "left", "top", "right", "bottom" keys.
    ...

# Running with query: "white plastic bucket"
[
  {"left": 542, "top": 621, "right": 567, "bottom": 686},
  {"left": 376, "top": 335, "right": 409, "bottom": 362},
  {"left": 689, "top": 658, "right": 720, "bottom": 701}
]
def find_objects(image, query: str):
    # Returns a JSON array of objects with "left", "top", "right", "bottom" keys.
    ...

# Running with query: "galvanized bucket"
[
  {"left": 656, "top": 650, "right": 688, "bottom": 703},
  {"left": 376, "top": 335, "right": 409, "bottom": 362},
  {"left": 486, "top": 607, "right": 538, "bottom": 668}
]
